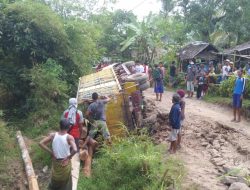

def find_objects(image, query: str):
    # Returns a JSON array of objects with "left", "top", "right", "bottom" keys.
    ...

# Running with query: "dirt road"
[{"left": 144, "top": 89, "right": 250, "bottom": 190}]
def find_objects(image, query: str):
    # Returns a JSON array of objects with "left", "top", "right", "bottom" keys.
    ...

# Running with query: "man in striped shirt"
[{"left": 232, "top": 70, "right": 246, "bottom": 123}]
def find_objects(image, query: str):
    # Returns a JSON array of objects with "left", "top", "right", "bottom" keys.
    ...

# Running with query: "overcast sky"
[{"left": 110, "top": 0, "right": 162, "bottom": 20}]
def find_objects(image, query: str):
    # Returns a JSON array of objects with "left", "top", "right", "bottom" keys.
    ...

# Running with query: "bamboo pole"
[{"left": 16, "top": 131, "right": 39, "bottom": 190}]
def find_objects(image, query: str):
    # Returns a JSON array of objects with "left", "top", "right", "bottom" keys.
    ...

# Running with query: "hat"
[
  {"left": 190, "top": 61, "right": 194, "bottom": 65},
  {"left": 177, "top": 89, "right": 185, "bottom": 98},
  {"left": 224, "top": 59, "right": 230, "bottom": 63},
  {"left": 69, "top": 98, "right": 77, "bottom": 106},
  {"left": 230, "top": 61, "right": 234, "bottom": 65}
]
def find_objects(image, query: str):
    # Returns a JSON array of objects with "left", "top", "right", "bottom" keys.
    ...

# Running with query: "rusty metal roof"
[
  {"left": 223, "top": 41, "right": 250, "bottom": 54},
  {"left": 178, "top": 42, "right": 218, "bottom": 61}
]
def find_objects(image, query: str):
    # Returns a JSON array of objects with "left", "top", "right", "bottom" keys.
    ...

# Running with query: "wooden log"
[
  {"left": 71, "top": 153, "right": 80, "bottom": 190},
  {"left": 83, "top": 145, "right": 93, "bottom": 177},
  {"left": 16, "top": 131, "right": 39, "bottom": 190}
]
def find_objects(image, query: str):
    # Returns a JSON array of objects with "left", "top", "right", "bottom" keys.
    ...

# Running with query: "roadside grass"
[
  {"left": 0, "top": 120, "right": 20, "bottom": 188},
  {"left": 78, "top": 134, "right": 186, "bottom": 190},
  {"left": 30, "top": 143, "right": 51, "bottom": 167},
  {"left": 203, "top": 95, "right": 250, "bottom": 119}
]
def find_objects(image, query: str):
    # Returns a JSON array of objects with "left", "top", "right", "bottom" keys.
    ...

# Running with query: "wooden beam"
[{"left": 16, "top": 131, "right": 39, "bottom": 190}]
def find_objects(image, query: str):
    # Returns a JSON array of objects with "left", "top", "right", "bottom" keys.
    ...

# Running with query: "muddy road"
[{"left": 144, "top": 89, "right": 250, "bottom": 190}]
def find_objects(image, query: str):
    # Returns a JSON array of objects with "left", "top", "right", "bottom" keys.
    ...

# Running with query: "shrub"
[
  {"left": 219, "top": 75, "right": 250, "bottom": 98},
  {"left": 78, "top": 135, "right": 185, "bottom": 190},
  {"left": 22, "top": 59, "right": 68, "bottom": 137}
]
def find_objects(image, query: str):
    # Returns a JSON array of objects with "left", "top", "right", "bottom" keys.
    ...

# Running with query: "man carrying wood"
[
  {"left": 86, "top": 92, "right": 111, "bottom": 144},
  {"left": 39, "top": 118, "right": 77, "bottom": 190}
]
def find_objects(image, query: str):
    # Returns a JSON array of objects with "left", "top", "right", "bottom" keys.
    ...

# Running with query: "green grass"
[
  {"left": 78, "top": 134, "right": 186, "bottom": 190},
  {"left": 0, "top": 120, "right": 20, "bottom": 188},
  {"left": 203, "top": 95, "right": 250, "bottom": 119},
  {"left": 30, "top": 143, "right": 51, "bottom": 167}
]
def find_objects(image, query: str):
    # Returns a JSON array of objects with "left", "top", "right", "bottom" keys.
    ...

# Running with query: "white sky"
[{"left": 110, "top": 0, "right": 162, "bottom": 20}]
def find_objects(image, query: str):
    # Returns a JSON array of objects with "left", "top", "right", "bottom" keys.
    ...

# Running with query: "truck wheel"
[
  {"left": 125, "top": 73, "right": 148, "bottom": 83},
  {"left": 122, "top": 61, "right": 135, "bottom": 67},
  {"left": 139, "top": 81, "right": 150, "bottom": 91}
]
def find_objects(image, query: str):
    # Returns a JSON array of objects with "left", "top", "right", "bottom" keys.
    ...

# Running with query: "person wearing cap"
[
  {"left": 176, "top": 89, "right": 185, "bottom": 149},
  {"left": 168, "top": 93, "right": 181, "bottom": 154},
  {"left": 62, "top": 98, "right": 84, "bottom": 149},
  {"left": 222, "top": 59, "right": 231, "bottom": 80},
  {"left": 39, "top": 118, "right": 77, "bottom": 190}
]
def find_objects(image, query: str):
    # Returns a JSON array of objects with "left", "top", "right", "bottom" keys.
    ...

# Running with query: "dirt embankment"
[{"left": 143, "top": 90, "right": 250, "bottom": 190}]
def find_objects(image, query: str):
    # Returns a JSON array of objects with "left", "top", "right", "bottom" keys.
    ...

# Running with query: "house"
[
  {"left": 178, "top": 41, "right": 219, "bottom": 71},
  {"left": 222, "top": 41, "right": 250, "bottom": 68},
  {"left": 223, "top": 41, "right": 250, "bottom": 56}
]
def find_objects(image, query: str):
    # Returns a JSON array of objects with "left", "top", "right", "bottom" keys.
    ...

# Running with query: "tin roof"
[{"left": 179, "top": 41, "right": 218, "bottom": 61}]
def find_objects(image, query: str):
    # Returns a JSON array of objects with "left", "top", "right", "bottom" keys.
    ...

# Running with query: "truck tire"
[
  {"left": 122, "top": 61, "right": 135, "bottom": 67},
  {"left": 125, "top": 73, "right": 148, "bottom": 83},
  {"left": 139, "top": 81, "right": 150, "bottom": 91}
]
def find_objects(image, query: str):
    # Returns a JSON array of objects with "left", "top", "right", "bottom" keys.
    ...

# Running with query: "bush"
[
  {"left": 219, "top": 75, "right": 250, "bottom": 98},
  {"left": 22, "top": 59, "right": 68, "bottom": 137},
  {"left": 78, "top": 135, "right": 185, "bottom": 190}
]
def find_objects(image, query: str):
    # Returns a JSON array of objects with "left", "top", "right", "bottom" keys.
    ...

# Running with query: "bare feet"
[{"left": 231, "top": 119, "right": 236, "bottom": 122}]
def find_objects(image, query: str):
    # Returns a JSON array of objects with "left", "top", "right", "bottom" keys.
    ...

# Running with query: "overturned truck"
[{"left": 77, "top": 61, "right": 149, "bottom": 135}]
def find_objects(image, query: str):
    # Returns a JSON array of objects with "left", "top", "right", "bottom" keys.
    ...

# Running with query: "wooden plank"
[
  {"left": 71, "top": 153, "right": 80, "bottom": 190},
  {"left": 16, "top": 131, "right": 39, "bottom": 190}
]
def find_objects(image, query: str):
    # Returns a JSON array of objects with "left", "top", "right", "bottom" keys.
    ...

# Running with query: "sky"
[{"left": 110, "top": 0, "right": 162, "bottom": 20}]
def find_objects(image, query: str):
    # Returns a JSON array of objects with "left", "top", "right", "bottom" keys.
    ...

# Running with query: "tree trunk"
[{"left": 16, "top": 131, "right": 39, "bottom": 190}]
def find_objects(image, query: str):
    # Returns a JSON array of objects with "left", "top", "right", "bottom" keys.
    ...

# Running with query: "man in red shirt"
[{"left": 62, "top": 98, "right": 84, "bottom": 149}]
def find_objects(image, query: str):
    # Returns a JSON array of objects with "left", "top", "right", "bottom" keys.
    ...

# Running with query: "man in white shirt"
[
  {"left": 135, "top": 60, "right": 144, "bottom": 73},
  {"left": 222, "top": 59, "right": 231, "bottom": 80}
]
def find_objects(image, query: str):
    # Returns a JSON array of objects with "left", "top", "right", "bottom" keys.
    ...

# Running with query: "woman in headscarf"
[{"left": 62, "top": 98, "right": 84, "bottom": 149}]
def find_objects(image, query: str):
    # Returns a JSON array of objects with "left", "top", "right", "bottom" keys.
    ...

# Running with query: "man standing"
[
  {"left": 39, "top": 119, "right": 77, "bottom": 190},
  {"left": 186, "top": 65, "right": 196, "bottom": 98},
  {"left": 62, "top": 98, "right": 84, "bottom": 149},
  {"left": 152, "top": 64, "right": 164, "bottom": 101},
  {"left": 222, "top": 59, "right": 231, "bottom": 80},
  {"left": 169, "top": 61, "right": 176, "bottom": 87},
  {"left": 159, "top": 62, "right": 166, "bottom": 78},
  {"left": 135, "top": 60, "right": 144, "bottom": 73},
  {"left": 86, "top": 93, "right": 111, "bottom": 144},
  {"left": 232, "top": 70, "right": 246, "bottom": 122}
]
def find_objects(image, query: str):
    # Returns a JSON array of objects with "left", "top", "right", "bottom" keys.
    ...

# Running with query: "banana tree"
[{"left": 120, "top": 15, "right": 163, "bottom": 64}]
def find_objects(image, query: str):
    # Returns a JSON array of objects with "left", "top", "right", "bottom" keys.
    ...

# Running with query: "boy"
[
  {"left": 168, "top": 94, "right": 181, "bottom": 154},
  {"left": 232, "top": 70, "right": 246, "bottom": 122},
  {"left": 176, "top": 89, "right": 185, "bottom": 149}
]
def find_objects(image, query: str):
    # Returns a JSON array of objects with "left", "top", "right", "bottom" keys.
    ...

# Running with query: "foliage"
[
  {"left": 78, "top": 135, "right": 185, "bottom": 190},
  {"left": 161, "top": 0, "right": 250, "bottom": 48},
  {"left": 22, "top": 59, "right": 68, "bottom": 136},
  {"left": 30, "top": 143, "right": 51, "bottom": 167},
  {"left": 120, "top": 14, "right": 165, "bottom": 64},
  {"left": 219, "top": 75, "right": 250, "bottom": 98},
  {"left": 0, "top": 120, "right": 19, "bottom": 187}
]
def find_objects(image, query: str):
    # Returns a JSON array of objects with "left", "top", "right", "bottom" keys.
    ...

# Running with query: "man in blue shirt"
[
  {"left": 232, "top": 70, "right": 246, "bottom": 122},
  {"left": 168, "top": 94, "right": 181, "bottom": 154}
]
